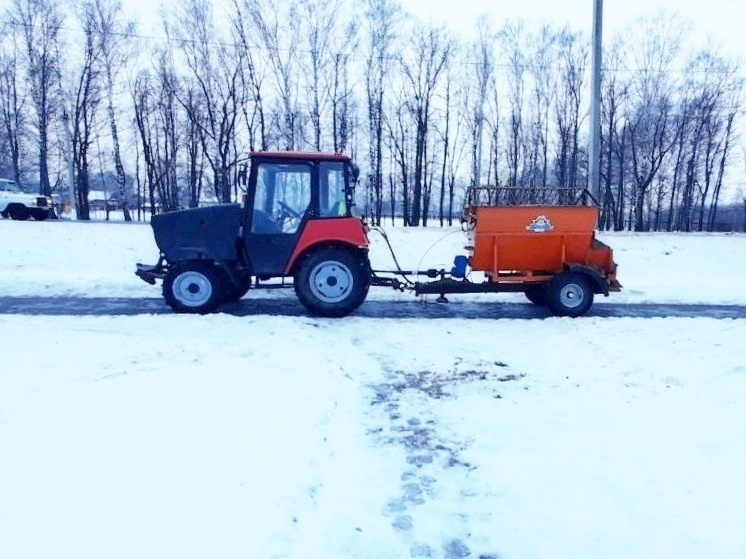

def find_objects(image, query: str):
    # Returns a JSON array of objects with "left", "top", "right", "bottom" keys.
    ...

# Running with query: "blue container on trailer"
[{"left": 451, "top": 255, "right": 468, "bottom": 278}]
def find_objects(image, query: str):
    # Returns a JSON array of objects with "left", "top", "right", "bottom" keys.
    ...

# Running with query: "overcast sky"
[
  {"left": 125, "top": 0, "right": 745, "bottom": 58},
  {"left": 407, "top": 0, "right": 744, "bottom": 56}
]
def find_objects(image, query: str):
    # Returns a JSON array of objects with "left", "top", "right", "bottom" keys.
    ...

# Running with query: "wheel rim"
[
  {"left": 172, "top": 270, "right": 213, "bottom": 307},
  {"left": 559, "top": 282, "right": 585, "bottom": 309},
  {"left": 309, "top": 260, "right": 353, "bottom": 303}
]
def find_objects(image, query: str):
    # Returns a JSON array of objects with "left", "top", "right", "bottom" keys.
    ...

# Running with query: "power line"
[{"left": 1, "top": 17, "right": 741, "bottom": 77}]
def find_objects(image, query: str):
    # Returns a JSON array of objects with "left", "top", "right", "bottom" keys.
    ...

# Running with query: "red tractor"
[{"left": 136, "top": 152, "right": 371, "bottom": 317}]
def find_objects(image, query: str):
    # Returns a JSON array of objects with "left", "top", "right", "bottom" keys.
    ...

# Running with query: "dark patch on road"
[{"left": 1, "top": 296, "right": 746, "bottom": 319}]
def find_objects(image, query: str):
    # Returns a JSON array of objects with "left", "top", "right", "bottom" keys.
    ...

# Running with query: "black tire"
[
  {"left": 30, "top": 209, "right": 50, "bottom": 221},
  {"left": 547, "top": 272, "right": 594, "bottom": 317},
  {"left": 525, "top": 284, "right": 548, "bottom": 306},
  {"left": 163, "top": 261, "right": 222, "bottom": 314},
  {"left": 221, "top": 273, "right": 252, "bottom": 302},
  {"left": 294, "top": 247, "right": 370, "bottom": 317},
  {"left": 8, "top": 205, "right": 29, "bottom": 221}
]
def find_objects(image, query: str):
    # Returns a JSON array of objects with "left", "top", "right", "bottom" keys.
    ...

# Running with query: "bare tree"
[
  {"left": 230, "top": 0, "right": 268, "bottom": 151},
  {"left": 182, "top": 82, "right": 206, "bottom": 207},
  {"left": 363, "top": 0, "right": 399, "bottom": 225},
  {"left": 92, "top": 0, "right": 135, "bottom": 220},
  {"left": 484, "top": 83, "right": 500, "bottom": 186},
  {"left": 626, "top": 12, "right": 685, "bottom": 231},
  {"left": 68, "top": 1, "right": 104, "bottom": 220},
  {"left": 171, "top": 0, "right": 248, "bottom": 203},
  {"left": 599, "top": 34, "right": 629, "bottom": 229},
  {"left": 12, "top": 0, "right": 64, "bottom": 196},
  {"left": 437, "top": 76, "right": 451, "bottom": 226},
  {"left": 329, "top": 18, "right": 358, "bottom": 153},
  {"left": 154, "top": 51, "right": 181, "bottom": 211},
  {"left": 400, "top": 23, "right": 452, "bottom": 226},
  {"left": 498, "top": 21, "right": 526, "bottom": 186},
  {"left": 132, "top": 71, "right": 158, "bottom": 214},
  {"left": 0, "top": 26, "right": 25, "bottom": 183},
  {"left": 299, "top": 0, "right": 340, "bottom": 150},
  {"left": 387, "top": 89, "right": 411, "bottom": 224},
  {"left": 243, "top": 0, "right": 301, "bottom": 150},
  {"left": 466, "top": 17, "right": 494, "bottom": 189},
  {"left": 665, "top": 91, "right": 691, "bottom": 231},
  {"left": 437, "top": 70, "right": 467, "bottom": 226},
  {"left": 629, "top": 95, "right": 679, "bottom": 231},
  {"left": 553, "top": 27, "right": 588, "bottom": 191},
  {"left": 132, "top": 49, "right": 181, "bottom": 213},
  {"left": 527, "top": 25, "right": 556, "bottom": 188}
]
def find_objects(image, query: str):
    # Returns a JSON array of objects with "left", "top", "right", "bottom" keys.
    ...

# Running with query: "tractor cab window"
[
  {"left": 319, "top": 162, "right": 347, "bottom": 217},
  {"left": 252, "top": 162, "right": 312, "bottom": 234}
]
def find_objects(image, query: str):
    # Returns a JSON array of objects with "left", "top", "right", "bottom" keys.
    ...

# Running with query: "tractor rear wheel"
[
  {"left": 294, "top": 247, "right": 370, "bottom": 317},
  {"left": 163, "top": 262, "right": 222, "bottom": 314},
  {"left": 547, "top": 272, "right": 594, "bottom": 317}
]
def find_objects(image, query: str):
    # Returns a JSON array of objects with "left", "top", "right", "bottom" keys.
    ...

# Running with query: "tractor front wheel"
[
  {"left": 294, "top": 247, "right": 370, "bottom": 317},
  {"left": 547, "top": 272, "right": 594, "bottom": 317},
  {"left": 163, "top": 262, "right": 222, "bottom": 314}
]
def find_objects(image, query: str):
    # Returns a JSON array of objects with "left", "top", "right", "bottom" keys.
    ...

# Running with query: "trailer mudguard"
[{"left": 566, "top": 263, "right": 609, "bottom": 296}]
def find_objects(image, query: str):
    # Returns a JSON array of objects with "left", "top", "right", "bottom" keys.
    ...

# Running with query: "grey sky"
[{"left": 126, "top": 0, "right": 745, "bottom": 58}]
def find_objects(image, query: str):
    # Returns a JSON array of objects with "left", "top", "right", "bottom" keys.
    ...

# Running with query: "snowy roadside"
[
  {"left": 1, "top": 219, "right": 745, "bottom": 305},
  {"left": 1, "top": 314, "right": 744, "bottom": 558},
  {"left": 1, "top": 220, "right": 746, "bottom": 558}
]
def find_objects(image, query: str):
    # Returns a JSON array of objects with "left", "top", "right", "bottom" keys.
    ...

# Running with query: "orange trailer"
[{"left": 408, "top": 187, "right": 621, "bottom": 317}]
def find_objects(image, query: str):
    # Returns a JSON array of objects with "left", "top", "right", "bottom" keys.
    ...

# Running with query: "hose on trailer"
[
  {"left": 415, "top": 229, "right": 465, "bottom": 276},
  {"left": 369, "top": 225, "right": 469, "bottom": 289},
  {"left": 368, "top": 225, "right": 416, "bottom": 287}
]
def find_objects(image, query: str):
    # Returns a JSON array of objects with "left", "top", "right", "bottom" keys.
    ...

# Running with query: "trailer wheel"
[
  {"left": 547, "top": 272, "right": 594, "bottom": 317},
  {"left": 294, "top": 247, "right": 370, "bottom": 317},
  {"left": 525, "top": 284, "right": 548, "bottom": 306},
  {"left": 163, "top": 262, "right": 222, "bottom": 314}
]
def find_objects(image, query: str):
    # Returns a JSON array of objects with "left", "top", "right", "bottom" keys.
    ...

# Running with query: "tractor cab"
[{"left": 242, "top": 152, "right": 359, "bottom": 276}]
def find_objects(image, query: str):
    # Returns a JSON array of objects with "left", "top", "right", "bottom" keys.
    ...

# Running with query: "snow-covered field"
[{"left": 1, "top": 219, "right": 745, "bottom": 559}]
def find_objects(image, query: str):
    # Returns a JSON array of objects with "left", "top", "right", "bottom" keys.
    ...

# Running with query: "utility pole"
[{"left": 589, "top": 0, "right": 603, "bottom": 203}]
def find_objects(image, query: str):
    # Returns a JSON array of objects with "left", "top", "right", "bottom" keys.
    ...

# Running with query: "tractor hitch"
[{"left": 135, "top": 257, "right": 166, "bottom": 285}]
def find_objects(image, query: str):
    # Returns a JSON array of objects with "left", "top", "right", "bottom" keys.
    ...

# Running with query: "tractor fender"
[
  {"left": 286, "top": 241, "right": 370, "bottom": 277},
  {"left": 566, "top": 263, "right": 609, "bottom": 296},
  {"left": 284, "top": 218, "right": 369, "bottom": 275}
]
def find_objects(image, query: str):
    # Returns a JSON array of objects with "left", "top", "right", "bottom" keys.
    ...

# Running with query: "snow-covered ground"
[{"left": 1, "top": 219, "right": 745, "bottom": 559}]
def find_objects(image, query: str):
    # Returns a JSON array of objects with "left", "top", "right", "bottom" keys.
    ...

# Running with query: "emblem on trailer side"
[{"left": 526, "top": 215, "right": 554, "bottom": 233}]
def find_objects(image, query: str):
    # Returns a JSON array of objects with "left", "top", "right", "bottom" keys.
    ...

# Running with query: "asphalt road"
[{"left": 1, "top": 296, "right": 745, "bottom": 320}]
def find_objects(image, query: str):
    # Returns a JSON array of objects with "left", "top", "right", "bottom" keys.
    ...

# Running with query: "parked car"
[{"left": 0, "top": 178, "right": 53, "bottom": 220}]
